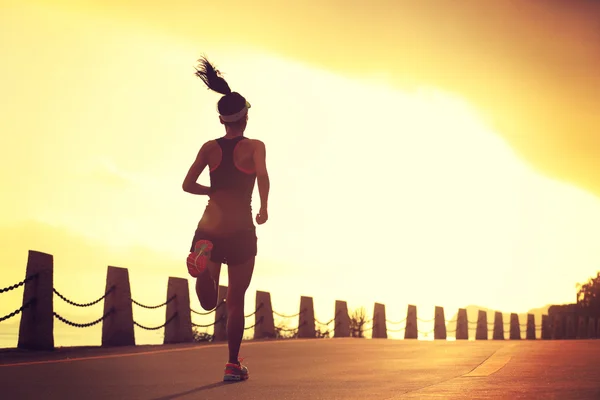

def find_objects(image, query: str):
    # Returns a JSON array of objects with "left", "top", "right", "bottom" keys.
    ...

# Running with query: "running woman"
[{"left": 183, "top": 56, "right": 270, "bottom": 382}]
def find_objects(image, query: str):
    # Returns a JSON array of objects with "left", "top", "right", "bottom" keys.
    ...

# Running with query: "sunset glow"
[{"left": 2, "top": 0, "right": 599, "bottom": 347}]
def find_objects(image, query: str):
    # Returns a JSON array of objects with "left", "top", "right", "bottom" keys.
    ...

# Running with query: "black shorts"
[{"left": 189, "top": 227, "right": 257, "bottom": 265}]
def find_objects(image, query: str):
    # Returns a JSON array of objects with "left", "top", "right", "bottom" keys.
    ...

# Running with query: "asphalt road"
[{"left": 1, "top": 339, "right": 599, "bottom": 399}]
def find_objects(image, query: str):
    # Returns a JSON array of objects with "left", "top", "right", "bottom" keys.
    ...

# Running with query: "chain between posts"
[
  {"left": 0, "top": 298, "right": 36, "bottom": 322},
  {"left": 131, "top": 295, "right": 176, "bottom": 309},
  {"left": 53, "top": 286, "right": 115, "bottom": 307},
  {"left": 386, "top": 317, "right": 407, "bottom": 325},
  {"left": 192, "top": 316, "right": 224, "bottom": 328},
  {"left": 54, "top": 307, "right": 114, "bottom": 328},
  {"left": 0, "top": 274, "right": 38, "bottom": 294},
  {"left": 134, "top": 312, "right": 178, "bottom": 331},
  {"left": 273, "top": 308, "right": 306, "bottom": 319},
  {"left": 244, "top": 303, "right": 264, "bottom": 318},
  {"left": 387, "top": 326, "right": 406, "bottom": 333},
  {"left": 191, "top": 300, "right": 225, "bottom": 316},
  {"left": 315, "top": 311, "right": 340, "bottom": 326},
  {"left": 244, "top": 316, "right": 264, "bottom": 330},
  {"left": 275, "top": 320, "right": 305, "bottom": 332}
]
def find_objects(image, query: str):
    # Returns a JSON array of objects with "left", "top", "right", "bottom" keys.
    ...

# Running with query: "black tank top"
[
  {"left": 202, "top": 136, "right": 256, "bottom": 233},
  {"left": 210, "top": 137, "right": 256, "bottom": 202}
]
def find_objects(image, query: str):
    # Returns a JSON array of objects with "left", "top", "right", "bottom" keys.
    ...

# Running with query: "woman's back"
[{"left": 199, "top": 136, "right": 259, "bottom": 234}]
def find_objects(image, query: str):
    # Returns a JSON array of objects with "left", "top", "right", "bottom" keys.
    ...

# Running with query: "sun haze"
[{"left": 1, "top": 0, "right": 599, "bottom": 346}]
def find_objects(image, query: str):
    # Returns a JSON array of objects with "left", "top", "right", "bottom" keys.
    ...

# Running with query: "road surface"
[{"left": 1, "top": 338, "right": 599, "bottom": 399}]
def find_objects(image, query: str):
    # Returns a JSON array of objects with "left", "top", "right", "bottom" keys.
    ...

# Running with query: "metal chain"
[
  {"left": 387, "top": 326, "right": 406, "bottom": 332},
  {"left": 417, "top": 317, "right": 435, "bottom": 323},
  {"left": 244, "top": 303, "right": 264, "bottom": 318},
  {"left": 275, "top": 320, "right": 305, "bottom": 332},
  {"left": 0, "top": 274, "right": 38, "bottom": 294},
  {"left": 315, "top": 317, "right": 335, "bottom": 326},
  {"left": 273, "top": 308, "right": 306, "bottom": 319},
  {"left": 0, "top": 298, "right": 36, "bottom": 322},
  {"left": 244, "top": 316, "right": 264, "bottom": 330},
  {"left": 315, "top": 311, "right": 340, "bottom": 326},
  {"left": 134, "top": 312, "right": 178, "bottom": 331},
  {"left": 131, "top": 295, "right": 176, "bottom": 309},
  {"left": 53, "top": 308, "right": 114, "bottom": 328},
  {"left": 315, "top": 315, "right": 337, "bottom": 326},
  {"left": 191, "top": 300, "right": 225, "bottom": 315},
  {"left": 53, "top": 286, "right": 114, "bottom": 308},
  {"left": 192, "top": 316, "right": 224, "bottom": 328},
  {"left": 386, "top": 317, "right": 407, "bottom": 325}
]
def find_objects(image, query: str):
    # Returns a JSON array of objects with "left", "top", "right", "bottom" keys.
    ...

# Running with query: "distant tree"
[
  {"left": 315, "top": 325, "right": 331, "bottom": 339},
  {"left": 274, "top": 321, "right": 299, "bottom": 339},
  {"left": 349, "top": 307, "right": 368, "bottom": 338},
  {"left": 576, "top": 271, "right": 600, "bottom": 316},
  {"left": 192, "top": 328, "right": 214, "bottom": 342}
]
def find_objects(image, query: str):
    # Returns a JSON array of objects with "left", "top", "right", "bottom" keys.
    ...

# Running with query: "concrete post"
[
  {"left": 509, "top": 313, "right": 521, "bottom": 340},
  {"left": 254, "top": 291, "right": 275, "bottom": 339},
  {"left": 455, "top": 308, "right": 468, "bottom": 340},
  {"left": 552, "top": 314, "right": 563, "bottom": 339},
  {"left": 298, "top": 296, "right": 316, "bottom": 338},
  {"left": 526, "top": 314, "right": 536, "bottom": 340},
  {"left": 334, "top": 300, "right": 350, "bottom": 337},
  {"left": 434, "top": 306, "right": 446, "bottom": 340},
  {"left": 588, "top": 317, "right": 597, "bottom": 339},
  {"left": 475, "top": 310, "right": 487, "bottom": 340},
  {"left": 101, "top": 266, "right": 135, "bottom": 347},
  {"left": 404, "top": 305, "right": 418, "bottom": 339},
  {"left": 213, "top": 285, "right": 228, "bottom": 341},
  {"left": 18, "top": 250, "right": 54, "bottom": 350},
  {"left": 576, "top": 316, "right": 588, "bottom": 339},
  {"left": 565, "top": 314, "right": 576, "bottom": 339},
  {"left": 541, "top": 314, "right": 551, "bottom": 340},
  {"left": 493, "top": 312, "right": 504, "bottom": 340},
  {"left": 372, "top": 302, "right": 387, "bottom": 339},
  {"left": 163, "top": 277, "right": 193, "bottom": 344}
]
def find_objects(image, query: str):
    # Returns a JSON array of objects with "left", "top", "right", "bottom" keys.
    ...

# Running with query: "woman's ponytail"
[{"left": 194, "top": 56, "right": 232, "bottom": 95}]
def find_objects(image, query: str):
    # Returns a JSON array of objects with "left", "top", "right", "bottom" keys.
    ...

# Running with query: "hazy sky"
[
  {"left": 29, "top": 0, "right": 600, "bottom": 194},
  {"left": 1, "top": 0, "right": 599, "bottom": 347}
]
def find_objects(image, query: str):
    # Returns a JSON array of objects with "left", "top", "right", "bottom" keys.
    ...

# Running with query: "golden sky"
[
  {"left": 23, "top": 0, "right": 600, "bottom": 194},
  {"left": 1, "top": 0, "right": 599, "bottom": 347}
]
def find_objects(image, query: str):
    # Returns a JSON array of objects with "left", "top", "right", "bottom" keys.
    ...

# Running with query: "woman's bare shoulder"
[
  {"left": 200, "top": 139, "right": 219, "bottom": 152},
  {"left": 248, "top": 138, "right": 265, "bottom": 148}
]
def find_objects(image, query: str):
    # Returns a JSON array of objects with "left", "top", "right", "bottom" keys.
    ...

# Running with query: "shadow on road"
[{"left": 150, "top": 381, "right": 239, "bottom": 400}]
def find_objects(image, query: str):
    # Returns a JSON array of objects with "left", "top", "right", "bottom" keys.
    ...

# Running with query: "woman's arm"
[
  {"left": 182, "top": 142, "right": 211, "bottom": 195},
  {"left": 253, "top": 139, "right": 270, "bottom": 224}
]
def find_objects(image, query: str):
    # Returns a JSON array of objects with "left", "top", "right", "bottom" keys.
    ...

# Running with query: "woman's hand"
[{"left": 256, "top": 208, "right": 268, "bottom": 225}]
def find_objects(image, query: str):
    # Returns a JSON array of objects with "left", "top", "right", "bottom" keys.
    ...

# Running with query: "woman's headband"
[{"left": 220, "top": 100, "right": 251, "bottom": 122}]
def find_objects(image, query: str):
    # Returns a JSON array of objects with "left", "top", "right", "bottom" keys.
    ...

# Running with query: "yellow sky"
[
  {"left": 21, "top": 0, "right": 600, "bottom": 195},
  {"left": 1, "top": 0, "right": 600, "bottom": 347}
]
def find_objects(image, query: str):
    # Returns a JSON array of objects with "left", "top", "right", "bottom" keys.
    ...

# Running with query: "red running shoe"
[
  {"left": 186, "top": 240, "right": 213, "bottom": 277},
  {"left": 223, "top": 360, "right": 249, "bottom": 382}
]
